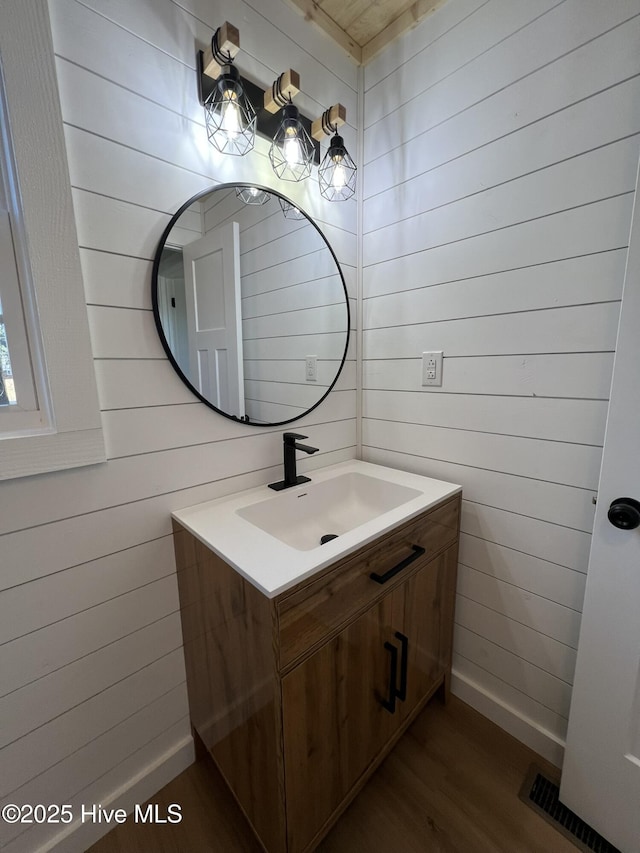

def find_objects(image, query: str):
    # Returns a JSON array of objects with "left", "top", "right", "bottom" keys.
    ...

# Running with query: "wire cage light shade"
[
  {"left": 204, "top": 65, "right": 256, "bottom": 156},
  {"left": 269, "top": 103, "right": 315, "bottom": 182},
  {"left": 236, "top": 186, "right": 270, "bottom": 205},
  {"left": 319, "top": 134, "right": 357, "bottom": 201},
  {"left": 278, "top": 197, "right": 306, "bottom": 220}
]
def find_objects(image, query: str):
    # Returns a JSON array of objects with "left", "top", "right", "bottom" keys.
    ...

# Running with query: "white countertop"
[{"left": 172, "top": 460, "right": 461, "bottom": 598}]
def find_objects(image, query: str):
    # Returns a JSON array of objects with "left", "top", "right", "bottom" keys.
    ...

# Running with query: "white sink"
[
  {"left": 237, "top": 472, "right": 422, "bottom": 551},
  {"left": 172, "top": 460, "right": 461, "bottom": 598}
]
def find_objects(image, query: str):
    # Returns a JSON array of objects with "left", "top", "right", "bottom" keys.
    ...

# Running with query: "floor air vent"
[{"left": 520, "top": 767, "right": 621, "bottom": 853}]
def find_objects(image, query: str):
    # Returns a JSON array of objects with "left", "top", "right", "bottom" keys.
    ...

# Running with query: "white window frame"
[
  {"left": 0, "top": 0, "right": 105, "bottom": 479},
  {"left": 0, "top": 83, "right": 49, "bottom": 428}
]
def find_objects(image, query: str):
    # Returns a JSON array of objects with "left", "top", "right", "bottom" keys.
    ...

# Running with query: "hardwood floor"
[{"left": 88, "top": 696, "right": 576, "bottom": 853}]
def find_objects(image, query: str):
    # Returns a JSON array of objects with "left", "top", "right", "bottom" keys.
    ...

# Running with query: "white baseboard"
[
  {"left": 451, "top": 667, "right": 566, "bottom": 768},
  {"left": 37, "top": 735, "right": 195, "bottom": 853}
]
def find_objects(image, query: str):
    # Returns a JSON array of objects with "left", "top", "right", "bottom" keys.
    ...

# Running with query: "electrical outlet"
[
  {"left": 305, "top": 355, "right": 317, "bottom": 382},
  {"left": 422, "top": 351, "right": 443, "bottom": 387}
]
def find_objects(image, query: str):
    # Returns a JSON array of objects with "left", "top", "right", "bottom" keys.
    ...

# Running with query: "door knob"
[{"left": 607, "top": 497, "right": 640, "bottom": 530}]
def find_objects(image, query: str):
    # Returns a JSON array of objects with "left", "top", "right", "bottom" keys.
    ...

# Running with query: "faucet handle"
[{"left": 283, "top": 432, "right": 307, "bottom": 443}]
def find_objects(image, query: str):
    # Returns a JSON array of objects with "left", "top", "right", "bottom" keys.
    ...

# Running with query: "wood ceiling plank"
[
  {"left": 361, "top": 0, "right": 449, "bottom": 64},
  {"left": 284, "top": 0, "right": 450, "bottom": 64},
  {"left": 318, "top": 0, "right": 373, "bottom": 33},
  {"left": 346, "top": 0, "right": 418, "bottom": 46},
  {"left": 284, "top": 0, "right": 363, "bottom": 63}
]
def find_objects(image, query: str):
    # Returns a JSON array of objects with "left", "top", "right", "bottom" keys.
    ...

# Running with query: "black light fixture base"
[{"left": 197, "top": 51, "right": 320, "bottom": 165}]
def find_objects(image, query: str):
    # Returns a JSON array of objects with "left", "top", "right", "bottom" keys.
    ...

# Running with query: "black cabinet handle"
[
  {"left": 370, "top": 544, "right": 425, "bottom": 584},
  {"left": 380, "top": 632, "right": 409, "bottom": 713},
  {"left": 381, "top": 641, "right": 398, "bottom": 714},
  {"left": 394, "top": 631, "right": 408, "bottom": 702}
]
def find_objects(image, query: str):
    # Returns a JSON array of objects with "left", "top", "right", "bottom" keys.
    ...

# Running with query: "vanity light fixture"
[
  {"left": 200, "top": 23, "right": 256, "bottom": 156},
  {"left": 236, "top": 186, "right": 270, "bottom": 205},
  {"left": 198, "top": 47, "right": 320, "bottom": 170},
  {"left": 313, "top": 104, "right": 357, "bottom": 202},
  {"left": 269, "top": 104, "right": 315, "bottom": 182},
  {"left": 318, "top": 134, "right": 357, "bottom": 200},
  {"left": 266, "top": 71, "right": 315, "bottom": 182}
]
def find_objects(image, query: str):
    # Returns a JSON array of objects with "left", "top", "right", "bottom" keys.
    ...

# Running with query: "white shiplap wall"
[
  {"left": 362, "top": 0, "right": 640, "bottom": 763},
  {"left": 0, "top": 0, "right": 357, "bottom": 850}
]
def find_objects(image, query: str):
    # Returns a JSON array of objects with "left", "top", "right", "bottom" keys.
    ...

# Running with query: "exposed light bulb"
[
  {"left": 220, "top": 94, "right": 241, "bottom": 139},
  {"left": 331, "top": 157, "right": 347, "bottom": 190},
  {"left": 269, "top": 103, "right": 313, "bottom": 182},
  {"left": 204, "top": 65, "right": 256, "bottom": 156},
  {"left": 283, "top": 128, "right": 302, "bottom": 165}
]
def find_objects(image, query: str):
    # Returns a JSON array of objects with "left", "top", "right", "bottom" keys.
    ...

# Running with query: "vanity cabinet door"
[
  {"left": 281, "top": 595, "right": 398, "bottom": 853},
  {"left": 281, "top": 548, "right": 452, "bottom": 853},
  {"left": 393, "top": 546, "right": 455, "bottom": 725}
]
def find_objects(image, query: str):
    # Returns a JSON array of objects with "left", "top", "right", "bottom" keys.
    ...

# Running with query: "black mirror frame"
[{"left": 151, "top": 182, "right": 351, "bottom": 427}]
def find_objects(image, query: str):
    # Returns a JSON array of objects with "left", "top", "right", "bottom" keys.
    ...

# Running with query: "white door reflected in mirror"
[{"left": 183, "top": 222, "right": 244, "bottom": 418}]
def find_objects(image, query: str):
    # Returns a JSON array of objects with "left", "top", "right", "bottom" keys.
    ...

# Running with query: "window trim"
[
  {"left": 0, "top": 80, "right": 49, "bottom": 427},
  {"left": 0, "top": 0, "right": 105, "bottom": 479}
]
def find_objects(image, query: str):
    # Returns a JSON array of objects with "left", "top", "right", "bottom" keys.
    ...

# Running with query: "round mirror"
[{"left": 152, "top": 183, "right": 350, "bottom": 426}]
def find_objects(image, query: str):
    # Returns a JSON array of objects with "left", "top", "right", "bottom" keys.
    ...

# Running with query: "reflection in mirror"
[{"left": 154, "top": 185, "right": 349, "bottom": 426}]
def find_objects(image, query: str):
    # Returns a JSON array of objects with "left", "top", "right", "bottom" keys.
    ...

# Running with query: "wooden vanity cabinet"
[{"left": 173, "top": 492, "right": 460, "bottom": 853}]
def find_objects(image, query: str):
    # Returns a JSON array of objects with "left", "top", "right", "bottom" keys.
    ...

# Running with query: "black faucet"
[{"left": 268, "top": 432, "right": 319, "bottom": 491}]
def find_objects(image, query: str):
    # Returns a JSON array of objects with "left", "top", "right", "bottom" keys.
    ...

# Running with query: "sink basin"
[
  {"left": 172, "top": 460, "right": 461, "bottom": 598},
  {"left": 237, "top": 472, "right": 422, "bottom": 551}
]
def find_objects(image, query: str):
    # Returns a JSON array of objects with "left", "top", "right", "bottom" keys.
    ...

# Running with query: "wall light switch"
[
  {"left": 305, "top": 356, "right": 317, "bottom": 382},
  {"left": 422, "top": 351, "right": 443, "bottom": 387}
]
